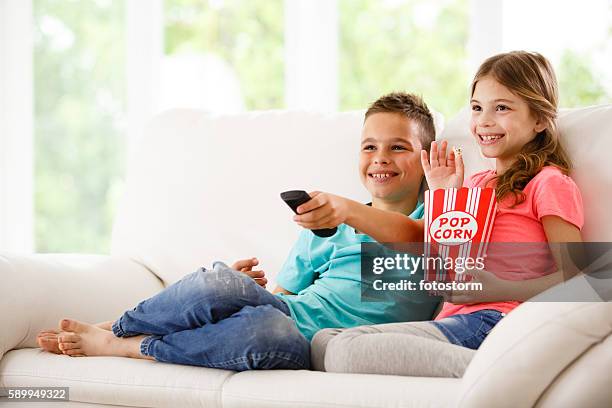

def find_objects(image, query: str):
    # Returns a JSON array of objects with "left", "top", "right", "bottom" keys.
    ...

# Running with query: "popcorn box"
[{"left": 424, "top": 187, "right": 497, "bottom": 282}]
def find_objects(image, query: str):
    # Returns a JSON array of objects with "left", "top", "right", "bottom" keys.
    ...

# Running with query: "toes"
[
  {"left": 38, "top": 336, "right": 58, "bottom": 346},
  {"left": 37, "top": 334, "right": 58, "bottom": 342},
  {"left": 38, "top": 329, "right": 60, "bottom": 337},
  {"left": 63, "top": 348, "right": 83, "bottom": 356},
  {"left": 57, "top": 333, "right": 81, "bottom": 353},
  {"left": 38, "top": 335, "right": 58, "bottom": 344},
  {"left": 37, "top": 337, "right": 52, "bottom": 348},
  {"left": 58, "top": 333, "right": 80, "bottom": 343},
  {"left": 38, "top": 337, "right": 62, "bottom": 354},
  {"left": 60, "top": 319, "right": 88, "bottom": 333},
  {"left": 59, "top": 342, "right": 80, "bottom": 351}
]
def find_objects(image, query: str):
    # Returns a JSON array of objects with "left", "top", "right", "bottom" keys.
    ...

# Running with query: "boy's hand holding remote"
[{"left": 291, "top": 191, "right": 351, "bottom": 233}]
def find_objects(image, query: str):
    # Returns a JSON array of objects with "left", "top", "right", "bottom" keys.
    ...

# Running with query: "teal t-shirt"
[{"left": 275, "top": 203, "right": 437, "bottom": 340}]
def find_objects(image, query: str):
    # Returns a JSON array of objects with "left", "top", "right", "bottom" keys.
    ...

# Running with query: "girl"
[{"left": 309, "top": 51, "right": 584, "bottom": 377}]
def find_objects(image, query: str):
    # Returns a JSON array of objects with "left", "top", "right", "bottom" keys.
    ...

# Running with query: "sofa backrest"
[{"left": 110, "top": 109, "right": 443, "bottom": 284}]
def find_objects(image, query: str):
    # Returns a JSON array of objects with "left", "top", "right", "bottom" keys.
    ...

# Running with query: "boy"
[{"left": 37, "top": 92, "right": 437, "bottom": 371}]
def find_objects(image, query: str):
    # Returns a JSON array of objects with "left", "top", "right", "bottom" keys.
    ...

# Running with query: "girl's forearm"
[{"left": 506, "top": 270, "right": 568, "bottom": 301}]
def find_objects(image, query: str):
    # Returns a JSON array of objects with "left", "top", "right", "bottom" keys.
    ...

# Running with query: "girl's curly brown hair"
[{"left": 471, "top": 51, "right": 571, "bottom": 205}]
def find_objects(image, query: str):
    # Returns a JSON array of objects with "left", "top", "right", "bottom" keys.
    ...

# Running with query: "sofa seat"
[
  {"left": 222, "top": 370, "right": 459, "bottom": 408},
  {"left": 0, "top": 348, "right": 459, "bottom": 408}
]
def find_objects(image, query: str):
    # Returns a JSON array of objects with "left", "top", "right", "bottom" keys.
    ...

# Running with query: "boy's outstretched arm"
[
  {"left": 293, "top": 192, "right": 424, "bottom": 242},
  {"left": 345, "top": 200, "right": 424, "bottom": 242}
]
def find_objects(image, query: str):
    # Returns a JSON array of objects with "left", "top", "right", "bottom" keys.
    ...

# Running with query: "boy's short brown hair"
[{"left": 365, "top": 92, "right": 436, "bottom": 152}]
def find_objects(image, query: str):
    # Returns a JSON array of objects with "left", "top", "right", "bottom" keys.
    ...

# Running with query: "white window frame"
[
  {"left": 284, "top": 0, "right": 338, "bottom": 111},
  {"left": 468, "top": 0, "right": 504, "bottom": 76},
  {"left": 0, "top": 0, "right": 34, "bottom": 253},
  {"left": 125, "top": 0, "right": 164, "bottom": 160}
]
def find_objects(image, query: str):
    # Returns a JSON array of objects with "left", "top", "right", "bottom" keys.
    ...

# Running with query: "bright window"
[
  {"left": 33, "top": 0, "right": 126, "bottom": 252},
  {"left": 339, "top": 0, "right": 470, "bottom": 117},
  {"left": 164, "top": 0, "right": 285, "bottom": 110},
  {"left": 502, "top": 0, "right": 612, "bottom": 107},
  {"left": 24, "top": 0, "right": 611, "bottom": 253}
]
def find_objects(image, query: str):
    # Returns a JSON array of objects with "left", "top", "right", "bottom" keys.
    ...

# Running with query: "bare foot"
[
  {"left": 57, "top": 319, "right": 153, "bottom": 360},
  {"left": 37, "top": 330, "right": 62, "bottom": 354},
  {"left": 94, "top": 321, "right": 114, "bottom": 331},
  {"left": 37, "top": 321, "right": 114, "bottom": 355}
]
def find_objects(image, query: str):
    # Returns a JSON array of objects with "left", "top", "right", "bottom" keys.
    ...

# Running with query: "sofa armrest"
[
  {"left": 456, "top": 298, "right": 612, "bottom": 407},
  {"left": 0, "top": 253, "right": 164, "bottom": 359}
]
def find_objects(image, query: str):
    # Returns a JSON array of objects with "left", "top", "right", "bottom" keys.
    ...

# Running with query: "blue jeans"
[
  {"left": 431, "top": 309, "right": 505, "bottom": 349},
  {"left": 111, "top": 262, "right": 310, "bottom": 371}
]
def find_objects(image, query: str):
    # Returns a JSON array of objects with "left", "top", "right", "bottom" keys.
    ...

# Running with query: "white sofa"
[{"left": 1, "top": 106, "right": 611, "bottom": 408}]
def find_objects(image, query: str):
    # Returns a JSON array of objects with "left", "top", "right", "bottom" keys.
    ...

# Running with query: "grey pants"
[{"left": 311, "top": 321, "right": 476, "bottom": 377}]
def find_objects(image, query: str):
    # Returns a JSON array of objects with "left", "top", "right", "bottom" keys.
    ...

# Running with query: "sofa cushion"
[
  {"left": 440, "top": 104, "right": 612, "bottom": 241},
  {"left": 222, "top": 370, "right": 460, "bottom": 408},
  {"left": 111, "top": 109, "right": 443, "bottom": 285},
  {"left": 0, "top": 348, "right": 234, "bottom": 408}
]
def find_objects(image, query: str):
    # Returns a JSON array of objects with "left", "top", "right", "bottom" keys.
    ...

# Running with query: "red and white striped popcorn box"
[{"left": 424, "top": 187, "right": 497, "bottom": 282}]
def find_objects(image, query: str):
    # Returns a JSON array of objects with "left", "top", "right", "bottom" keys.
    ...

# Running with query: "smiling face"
[
  {"left": 359, "top": 112, "right": 424, "bottom": 211},
  {"left": 470, "top": 76, "right": 547, "bottom": 173}
]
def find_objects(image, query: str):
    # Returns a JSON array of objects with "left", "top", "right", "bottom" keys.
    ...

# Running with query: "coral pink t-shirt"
[{"left": 436, "top": 166, "right": 584, "bottom": 320}]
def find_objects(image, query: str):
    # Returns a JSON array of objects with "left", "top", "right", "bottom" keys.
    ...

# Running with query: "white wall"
[
  {"left": 0, "top": 0, "right": 34, "bottom": 253},
  {"left": 468, "top": 0, "right": 503, "bottom": 77},
  {"left": 125, "top": 0, "right": 164, "bottom": 160},
  {"left": 285, "top": 0, "right": 339, "bottom": 111}
]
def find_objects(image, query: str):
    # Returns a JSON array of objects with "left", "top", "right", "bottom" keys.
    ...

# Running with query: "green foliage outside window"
[
  {"left": 165, "top": 0, "right": 285, "bottom": 109},
  {"left": 558, "top": 50, "right": 610, "bottom": 107},
  {"left": 338, "top": 0, "right": 470, "bottom": 117},
  {"left": 33, "top": 0, "right": 126, "bottom": 253}
]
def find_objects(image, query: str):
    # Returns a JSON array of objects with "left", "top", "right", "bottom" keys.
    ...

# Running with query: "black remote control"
[{"left": 281, "top": 190, "right": 338, "bottom": 238}]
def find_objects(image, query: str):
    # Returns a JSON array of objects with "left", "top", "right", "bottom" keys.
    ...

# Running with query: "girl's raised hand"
[{"left": 420, "top": 140, "right": 464, "bottom": 190}]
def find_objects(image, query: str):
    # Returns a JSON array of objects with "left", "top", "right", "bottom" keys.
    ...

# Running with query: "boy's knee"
[
  {"left": 249, "top": 306, "right": 310, "bottom": 369},
  {"left": 310, "top": 328, "right": 344, "bottom": 371},
  {"left": 254, "top": 306, "right": 304, "bottom": 346},
  {"left": 192, "top": 263, "right": 253, "bottom": 299}
]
